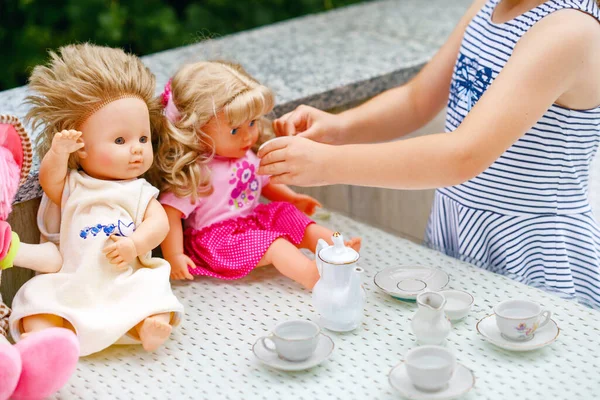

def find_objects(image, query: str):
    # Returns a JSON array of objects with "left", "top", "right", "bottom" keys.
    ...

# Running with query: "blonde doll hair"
[
  {"left": 25, "top": 43, "right": 163, "bottom": 170},
  {"left": 151, "top": 61, "right": 275, "bottom": 202}
]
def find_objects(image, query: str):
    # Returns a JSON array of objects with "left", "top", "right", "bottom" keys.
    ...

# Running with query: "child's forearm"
[
  {"left": 130, "top": 198, "right": 170, "bottom": 256},
  {"left": 339, "top": 85, "right": 425, "bottom": 145},
  {"left": 39, "top": 148, "right": 70, "bottom": 205},
  {"left": 328, "top": 130, "right": 480, "bottom": 190},
  {"left": 261, "top": 183, "right": 297, "bottom": 203},
  {"left": 160, "top": 205, "right": 185, "bottom": 258}
]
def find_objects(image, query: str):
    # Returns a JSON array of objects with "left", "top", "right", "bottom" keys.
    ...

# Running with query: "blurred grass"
[{"left": 0, "top": 0, "right": 365, "bottom": 90}]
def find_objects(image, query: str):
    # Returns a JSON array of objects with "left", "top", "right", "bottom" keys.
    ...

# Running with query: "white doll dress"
[{"left": 9, "top": 170, "right": 184, "bottom": 356}]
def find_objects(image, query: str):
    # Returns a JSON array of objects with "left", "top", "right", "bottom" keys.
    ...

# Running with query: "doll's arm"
[
  {"left": 160, "top": 205, "right": 184, "bottom": 260},
  {"left": 103, "top": 198, "right": 169, "bottom": 269},
  {"left": 261, "top": 182, "right": 298, "bottom": 203},
  {"left": 39, "top": 130, "right": 84, "bottom": 205},
  {"left": 261, "top": 183, "right": 321, "bottom": 216},
  {"left": 161, "top": 205, "right": 195, "bottom": 280},
  {"left": 131, "top": 198, "right": 169, "bottom": 256},
  {"left": 14, "top": 242, "right": 62, "bottom": 273}
]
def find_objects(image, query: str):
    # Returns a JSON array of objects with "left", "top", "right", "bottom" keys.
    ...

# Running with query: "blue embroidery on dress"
[
  {"left": 79, "top": 221, "right": 135, "bottom": 239},
  {"left": 449, "top": 53, "right": 493, "bottom": 111}
]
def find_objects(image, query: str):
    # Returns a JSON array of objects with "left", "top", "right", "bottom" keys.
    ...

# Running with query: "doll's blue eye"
[
  {"left": 231, "top": 128, "right": 238, "bottom": 135},
  {"left": 249, "top": 120, "right": 256, "bottom": 127},
  {"left": 139, "top": 136, "right": 148, "bottom": 143},
  {"left": 115, "top": 137, "right": 125, "bottom": 145}
]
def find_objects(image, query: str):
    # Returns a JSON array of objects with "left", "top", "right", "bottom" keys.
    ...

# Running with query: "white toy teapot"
[{"left": 312, "top": 232, "right": 364, "bottom": 332}]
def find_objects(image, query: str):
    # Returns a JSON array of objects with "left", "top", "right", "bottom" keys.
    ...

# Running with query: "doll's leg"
[
  {"left": 136, "top": 312, "right": 172, "bottom": 352},
  {"left": 21, "top": 314, "right": 65, "bottom": 338},
  {"left": 258, "top": 238, "right": 320, "bottom": 289},
  {"left": 14, "top": 242, "right": 62, "bottom": 273},
  {"left": 298, "top": 223, "right": 362, "bottom": 253}
]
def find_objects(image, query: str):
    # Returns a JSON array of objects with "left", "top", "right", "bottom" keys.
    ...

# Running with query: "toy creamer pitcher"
[
  {"left": 312, "top": 232, "right": 364, "bottom": 332},
  {"left": 411, "top": 291, "right": 451, "bottom": 345}
]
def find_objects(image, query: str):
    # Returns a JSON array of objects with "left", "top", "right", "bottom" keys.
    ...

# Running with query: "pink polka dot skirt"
[{"left": 183, "top": 202, "right": 314, "bottom": 279}]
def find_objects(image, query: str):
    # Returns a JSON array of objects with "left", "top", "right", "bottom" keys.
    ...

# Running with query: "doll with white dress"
[
  {"left": 9, "top": 44, "right": 184, "bottom": 357},
  {"left": 150, "top": 61, "right": 361, "bottom": 288}
]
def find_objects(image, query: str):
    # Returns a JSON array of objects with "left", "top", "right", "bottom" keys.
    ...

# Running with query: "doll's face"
[
  {"left": 78, "top": 97, "right": 153, "bottom": 180},
  {"left": 202, "top": 111, "right": 259, "bottom": 159}
]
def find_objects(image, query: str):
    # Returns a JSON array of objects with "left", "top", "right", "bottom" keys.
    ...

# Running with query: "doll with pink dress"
[{"left": 151, "top": 61, "right": 361, "bottom": 288}]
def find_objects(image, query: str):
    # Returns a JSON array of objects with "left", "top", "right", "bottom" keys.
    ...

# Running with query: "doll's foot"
[
  {"left": 139, "top": 316, "right": 172, "bottom": 352},
  {"left": 345, "top": 237, "right": 362, "bottom": 253},
  {"left": 12, "top": 328, "right": 79, "bottom": 400},
  {"left": 0, "top": 339, "right": 21, "bottom": 400}
]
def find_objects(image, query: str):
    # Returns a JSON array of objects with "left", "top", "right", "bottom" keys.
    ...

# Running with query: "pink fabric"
[
  {"left": 183, "top": 202, "right": 313, "bottom": 279},
  {"left": 0, "top": 340, "right": 20, "bottom": 400},
  {"left": 0, "top": 146, "right": 20, "bottom": 221},
  {"left": 160, "top": 151, "right": 271, "bottom": 231},
  {"left": 0, "top": 221, "right": 11, "bottom": 261},
  {"left": 0, "top": 124, "right": 23, "bottom": 171},
  {"left": 12, "top": 328, "right": 79, "bottom": 400}
]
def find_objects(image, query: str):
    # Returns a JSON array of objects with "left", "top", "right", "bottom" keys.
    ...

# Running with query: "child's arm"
[
  {"left": 260, "top": 10, "right": 599, "bottom": 189},
  {"left": 39, "top": 130, "right": 84, "bottom": 205},
  {"left": 273, "top": 0, "right": 487, "bottom": 145},
  {"left": 261, "top": 182, "right": 321, "bottom": 215},
  {"left": 160, "top": 205, "right": 195, "bottom": 280},
  {"left": 102, "top": 198, "right": 170, "bottom": 270}
]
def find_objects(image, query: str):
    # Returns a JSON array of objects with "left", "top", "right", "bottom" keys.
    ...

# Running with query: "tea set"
[
  {"left": 252, "top": 232, "right": 561, "bottom": 398},
  {"left": 253, "top": 320, "right": 334, "bottom": 371}
]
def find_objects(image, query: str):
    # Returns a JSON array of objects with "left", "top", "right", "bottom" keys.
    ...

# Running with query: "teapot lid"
[{"left": 318, "top": 232, "right": 359, "bottom": 264}]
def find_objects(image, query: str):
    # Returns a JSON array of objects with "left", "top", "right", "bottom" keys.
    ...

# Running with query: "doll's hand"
[
  {"left": 51, "top": 130, "right": 84, "bottom": 155},
  {"left": 291, "top": 194, "right": 322, "bottom": 216},
  {"left": 102, "top": 235, "right": 137, "bottom": 270},
  {"left": 166, "top": 253, "right": 195, "bottom": 281}
]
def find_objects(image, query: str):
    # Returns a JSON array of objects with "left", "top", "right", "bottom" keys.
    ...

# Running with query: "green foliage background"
[{"left": 0, "top": 0, "right": 364, "bottom": 90}]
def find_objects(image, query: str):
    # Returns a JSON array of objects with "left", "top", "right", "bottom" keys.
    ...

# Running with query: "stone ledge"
[{"left": 0, "top": 0, "right": 470, "bottom": 203}]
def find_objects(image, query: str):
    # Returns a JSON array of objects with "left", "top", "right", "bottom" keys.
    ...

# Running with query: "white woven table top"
[{"left": 51, "top": 210, "right": 600, "bottom": 400}]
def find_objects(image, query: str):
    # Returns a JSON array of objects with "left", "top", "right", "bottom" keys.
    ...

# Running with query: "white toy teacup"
[
  {"left": 405, "top": 346, "right": 456, "bottom": 392},
  {"left": 493, "top": 299, "right": 551, "bottom": 341},
  {"left": 259, "top": 320, "right": 320, "bottom": 361}
]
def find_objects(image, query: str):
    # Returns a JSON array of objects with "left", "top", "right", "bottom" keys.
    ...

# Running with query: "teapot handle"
[{"left": 316, "top": 239, "right": 328, "bottom": 276}]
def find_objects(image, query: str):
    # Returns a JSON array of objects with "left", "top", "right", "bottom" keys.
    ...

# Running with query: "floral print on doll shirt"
[{"left": 228, "top": 160, "right": 260, "bottom": 210}]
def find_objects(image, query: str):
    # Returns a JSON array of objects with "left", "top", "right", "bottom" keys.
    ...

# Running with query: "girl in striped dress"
[{"left": 258, "top": 0, "right": 600, "bottom": 308}]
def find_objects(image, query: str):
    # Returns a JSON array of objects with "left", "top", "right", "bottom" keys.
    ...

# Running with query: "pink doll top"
[{"left": 159, "top": 151, "right": 270, "bottom": 231}]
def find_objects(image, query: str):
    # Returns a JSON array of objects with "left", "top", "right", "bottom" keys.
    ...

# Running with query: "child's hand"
[
  {"left": 51, "top": 130, "right": 84, "bottom": 155},
  {"left": 257, "top": 136, "right": 332, "bottom": 186},
  {"left": 102, "top": 235, "right": 137, "bottom": 270},
  {"left": 291, "top": 194, "right": 322, "bottom": 216},
  {"left": 272, "top": 105, "right": 344, "bottom": 145},
  {"left": 166, "top": 253, "right": 195, "bottom": 281}
]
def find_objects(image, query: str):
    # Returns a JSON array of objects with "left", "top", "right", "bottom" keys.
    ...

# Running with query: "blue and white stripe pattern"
[{"left": 425, "top": 0, "right": 600, "bottom": 308}]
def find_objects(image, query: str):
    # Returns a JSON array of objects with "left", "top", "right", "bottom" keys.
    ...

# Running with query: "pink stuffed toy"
[{"left": 0, "top": 115, "right": 79, "bottom": 400}]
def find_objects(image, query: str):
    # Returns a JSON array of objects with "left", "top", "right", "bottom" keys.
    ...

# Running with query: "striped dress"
[{"left": 425, "top": 0, "right": 600, "bottom": 308}]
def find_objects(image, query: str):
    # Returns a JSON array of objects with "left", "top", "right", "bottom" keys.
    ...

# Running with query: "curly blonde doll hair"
[
  {"left": 25, "top": 43, "right": 164, "bottom": 170},
  {"left": 150, "top": 61, "right": 275, "bottom": 202}
]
